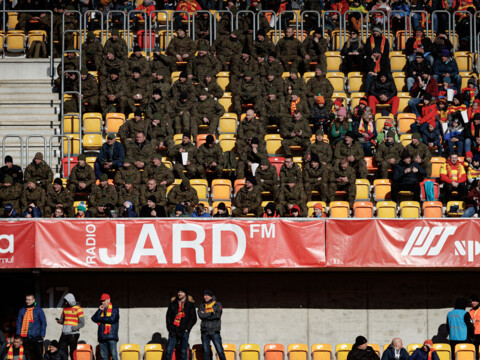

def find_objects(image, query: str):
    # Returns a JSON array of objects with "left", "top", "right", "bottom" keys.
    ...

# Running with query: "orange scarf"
[
  {"left": 21, "top": 308, "right": 34, "bottom": 337},
  {"left": 99, "top": 303, "right": 113, "bottom": 334},
  {"left": 290, "top": 97, "right": 300, "bottom": 115},
  {"left": 370, "top": 34, "right": 385, "bottom": 53},
  {"left": 205, "top": 301, "right": 216, "bottom": 313},
  {"left": 173, "top": 300, "right": 185, "bottom": 327},
  {"left": 7, "top": 346, "right": 24, "bottom": 360},
  {"left": 413, "top": 36, "right": 423, "bottom": 49}
]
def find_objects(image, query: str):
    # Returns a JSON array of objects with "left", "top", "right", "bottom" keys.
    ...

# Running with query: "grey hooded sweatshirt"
[{"left": 60, "top": 293, "right": 85, "bottom": 335}]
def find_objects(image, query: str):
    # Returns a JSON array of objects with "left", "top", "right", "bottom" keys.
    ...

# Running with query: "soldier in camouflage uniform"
[
  {"left": 328, "top": 158, "right": 357, "bottom": 207},
  {"left": 195, "top": 73, "right": 224, "bottom": 100},
  {"left": 171, "top": 93, "right": 193, "bottom": 134},
  {"left": 125, "top": 131, "right": 155, "bottom": 170},
  {"left": 284, "top": 68, "right": 307, "bottom": 100},
  {"left": 285, "top": 90, "right": 310, "bottom": 118},
  {"left": 258, "top": 52, "right": 284, "bottom": 78},
  {"left": 126, "top": 67, "right": 152, "bottom": 113},
  {"left": 279, "top": 155, "right": 303, "bottom": 186},
  {"left": 304, "top": 129, "right": 333, "bottom": 167},
  {"left": 276, "top": 27, "right": 303, "bottom": 70},
  {"left": 334, "top": 131, "right": 368, "bottom": 179},
  {"left": 24, "top": 152, "right": 53, "bottom": 189},
  {"left": 146, "top": 112, "right": 174, "bottom": 149},
  {"left": 116, "top": 178, "right": 140, "bottom": 214},
  {"left": 278, "top": 175, "right": 308, "bottom": 216},
  {"left": 167, "top": 178, "right": 199, "bottom": 214},
  {"left": 80, "top": 68, "right": 99, "bottom": 113},
  {"left": 280, "top": 110, "right": 312, "bottom": 157},
  {"left": 150, "top": 50, "right": 173, "bottom": 79},
  {"left": 255, "top": 158, "right": 280, "bottom": 200},
  {"left": 375, "top": 130, "right": 404, "bottom": 178},
  {"left": 45, "top": 178, "right": 74, "bottom": 217},
  {"left": 146, "top": 90, "right": 174, "bottom": 122},
  {"left": 100, "top": 69, "right": 128, "bottom": 115},
  {"left": 118, "top": 109, "right": 148, "bottom": 142},
  {"left": 69, "top": 154, "right": 95, "bottom": 195},
  {"left": 114, "top": 157, "right": 142, "bottom": 187},
  {"left": 258, "top": 89, "right": 288, "bottom": 129},
  {"left": 140, "top": 178, "right": 168, "bottom": 208},
  {"left": 261, "top": 70, "right": 286, "bottom": 102},
  {"left": 250, "top": 29, "right": 276, "bottom": 64},
  {"left": 89, "top": 173, "right": 118, "bottom": 216},
  {"left": 194, "top": 12, "right": 212, "bottom": 47},
  {"left": 99, "top": 52, "right": 127, "bottom": 83},
  {"left": 306, "top": 66, "right": 334, "bottom": 108},
  {"left": 197, "top": 135, "right": 224, "bottom": 178},
  {"left": 236, "top": 110, "right": 266, "bottom": 155},
  {"left": 104, "top": 28, "right": 128, "bottom": 61},
  {"left": 405, "top": 132, "right": 432, "bottom": 177},
  {"left": 151, "top": 72, "right": 172, "bottom": 99},
  {"left": 232, "top": 177, "right": 263, "bottom": 217},
  {"left": 21, "top": 178, "right": 47, "bottom": 215},
  {"left": 142, "top": 155, "right": 175, "bottom": 187},
  {"left": 55, "top": 52, "right": 79, "bottom": 91},
  {"left": 303, "top": 153, "right": 330, "bottom": 202},
  {"left": 0, "top": 176, "right": 23, "bottom": 214},
  {"left": 212, "top": 30, "right": 244, "bottom": 70},
  {"left": 81, "top": 32, "right": 104, "bottom": 71},
  {"left": 172, "top": 72, "right": 196, "bottom": 102},
  {"left": 166, "top": 27, "right": 196, "bottom": 72},
  {"left": 191, "top": 89, "right": 225, "bottom": 138},
  {"left": 231, "top": 48, "right": 259, "bottom": 82},
  {"left": 232, "top": 71, "right": 261, "bottom": 117},
  {"left": 237, "top": 137, "right": 268, "bottom": 179},
  {"left": 186, "top": 43, "right": 221, "bottom": 81},
  {"left": 302, "top": 28, "right": 328, "bottom": 74},
  {"left": 169, "top": 132, "right": 201, "bottom": 179},
  {"left": 128, "top": 45, "right": 151, "bottom": 77}
]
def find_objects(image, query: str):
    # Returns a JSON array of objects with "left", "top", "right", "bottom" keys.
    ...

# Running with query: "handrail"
[
  {"left": 387, "top": 10, "right": 407, "bottom": 51},
  {"left": 192, "top": 10, "right": 213, "bottom": 45},
  {"left": 366, "top": 10, "right": 386, "bottom": 34},
  {"left": 127, "top": 10, "right": 147, "bottom": 53},
  {"left": 322, "top": 10, "right": 343, "bottom": 44},
  {"left": 279, "top": 10, "right": 300, "bottom": 40},
  {"left": 49, "top": 135, "right": 71, "bottom": 171},
  {"left": 431, "top": 10, "right": 451, "bottom": 40},
  {"left": 83, "top": 10, "right": 103, "bottom": 41},
  {"left": 408, "top": 10, "right": 429, "bottom": 38},
  {"left": 343, "top": 11, "right": 365, "bottom": 45},
  {"left": 170, "top": 11, "right": 191, "bottom": 42},
  {"left": 26, "top": 136, "right": 47, "bottom": 169},
  {"left": 213, "top": 10, "right": 234, "bottom": 40},
  {"left": 150, "top": 10, "right": 170, "bottom": 47},
  {"left": 106, "top": 10, "right": 127, "bottom": 44},
  {"left": 259, "top": 10, "right": 277, "bottom": 42},
  {"left": 235, "top": 10, "right": 256, "bottom": 39},
  {"left": 2, "top": 136, "right": 23, "bottom": 169},
  {"left": 453, "top": 10, "right": 473, "bottom": 53},
  {"left": 61, "top": 69, "right": 82, "bottom": 154}
]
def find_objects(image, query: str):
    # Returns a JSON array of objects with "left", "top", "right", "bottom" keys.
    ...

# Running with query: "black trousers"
[
  {"left": 22, "top": 337, "right": 44, "bottom": 360},
  {"left": 59, "top": 333, "right": 80, "bottom": 360},
  {"left": 391, "top": 182, "right": 420, "bottom": 203}
]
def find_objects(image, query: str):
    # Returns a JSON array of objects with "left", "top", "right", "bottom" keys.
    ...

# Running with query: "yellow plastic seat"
[
  {"left": 399, "top": 201, "right": 420, "bottom": 218},
  {"left": 219, "top": 134, "right": 236, "bottom": 152},
  {"left": 287, "top": 344, "right": 308, "bottom": 360},
  {"left": 217, "top": 71, "right": 230, "bottom": 91},
  {"left": 431, "top": 157, "right": 446, "bottom": 178},
  {"left": 219, "top": 92, "right": 233, "bottom": 112},
  {"left": 86, "top": 156, "right": 96, "bottom": 169},
  {"left": 393, "top": 72, "right": 406, "bottom": 91},
  {"left": 326, "top": 72, "right": 345, "bottom": 92},
  {"left": 240, "top": 344, "right": 261, "bottom": 360},
  {"left": 376, "top": 201, "right": 397, "bottom": 218},
  {"left": 454, "top": 51, "right": 473, "bottom": 71},
  {"left": 373, "top": 179, "right": 392, "bottom": 201},
  {"left": 234, "top": 179, "right": 245, "bottom": 194},
  {"left": 8, "top": 12, "right": 19, "bottom": 30},
  {"left": 326, "top": 51, "right": 341, "bottom": 71},
  {"left": 219, "top": 113, "right": 237, "bottom": 134},
  {"left": 6, "top": 30, "right": 25, "bottom": 53},
  {"left": 307, "top": 201, "right": 327, "bottom": 217},
  {"left": 63, "top": 134, "right": 80, "bottom": 155},
  {"left": 353, "top": 201, "right": 373, "bottom": 218},
  {"left": 83, "top": 113, "right": 103, "bottom": 133},
  {"left": 423, "top": 201, "right": 443, "bottom": 218},
  {"left": 433, "top": 344, "right": 451, "bottom": 360},
  {"left": 105, "top": 113, "right": 125, "bottom": 134},
  {"left": 27, "top": 30, "right": 47, "bottom": 47},
  {"left": 63, "top": 114, "right": 80, "bottom": 133},
  {"left": 82, "top": 134, "right": 103, "bottom": 150},
  {"left": 455, "top": 344, "right": 475, "bottom": 360},
  {"left": 332, "top": 29, "right": 348, "bottom": 50},
  {"left": 397, "top": 113, "right": 416, "bottom": 134},
  {"left": 311, "top": 344, "right": 332, "bottom": 360},
  {"left": 329, "top": 201, "right": 350, "bottom": 218},
  {"left": 389, "top": 51, "right": 406, "bottom": 71},
  {"left": 347, "top": 72, "right": 364, "bottom": 92},
  {"left": 460, "top": 72, "right": 478, "bottom": 89},
  {"left": 190, "top": 179, "right": 209, "bottom": 201},
  {"left": 350, "top": 92, "right": 366, "bottom": 108},
  {"left": 303, "top": 72, "right": 315, "bottom": 81},
  {"left": 211, "top": 179, "right": 232, "bottom": 202},
  {"left": 355, "top": 179, "right": 370, "bottom": 200},
  {"left": 407, "top": 344, "right": 422, "bottom": 355},
  {"left": 264, "top": 344, "right": 285, "bottom": 360},
  {"left": 265, "top": 134, "right": 283, "bottom": 156},
  {"left": 167, "top": 179, "right": 182, "bottom": 195},
  {"left": 335, "top": 344, "right": 352, "bottom": 360},
  {"left": 397, "top": 92, "right": 411, "bottom": 112},
  {"left": 144, "top": 344, "right": 164, "bottom": 360},
  {"left": 171, "top": 71, "right": 181, "bottom": 84},
  {"left": 400, "top": 134, "right": 412, "bottom": 147},
  {"left": 369, "top": 345, "right": 380, "bottom": 357},
  {"left": 120, "top": 344, "right": 141, "bottom": 360},
  {"left": 446, "top": 201, "right": 465, "bottom": 217},
  {"left": 0, "top": 32, "right": 4, "bottom": 52},
  {"left": 376, "top": 117, "right": 393, "bottom": 132}
]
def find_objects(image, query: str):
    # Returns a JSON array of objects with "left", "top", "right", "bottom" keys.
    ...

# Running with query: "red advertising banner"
[
  {"left": 327, "top": 219, "right": 480, "bottom": 267},
  {"left": 0, "top": 221, "right": 36, "bottom": 268},
  {"left": 35, "top": 219, "right": 326, "bottom": 268}
]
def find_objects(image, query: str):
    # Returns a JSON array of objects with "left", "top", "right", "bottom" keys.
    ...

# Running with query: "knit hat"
[
  {"left": 203, "top": 289, "right": 214, "bottom": 297},
  {"left": 290, "top": 67, "right": 298, "bottom": 74},
  {"left": 50, "top": 340, "right": 59, "bottom": 349},
  {"left": 412, "top": 132, "right": 422, "bottom": 140},
  {"left": 34, "top": 152, "right": 43, "bottom": 160},
  {"left": 54, "top": 178, "right": 63, "bottom": 186},
  {"left": 87, "top": 31, "right": 95, "bottom": 40},
  {"left": 77, "top": 202, "right": 87, "bottom": 212},
  {"left": 244, "top": 70, "right": 253, "bottom": 78},
  {"left": 125, "top": 177, "right": 133, "bottom": 185},
  {"left": 384, "top": 119, "right": 393, "bottom": 127},
  {"left": 176, "top": 203, "right": 185, "bottom": 212},
  {"left": 310, "top": 153, "right": 320, "bottom": 163},
  {"left": 3, "top": 175, "right": 13, "bottom": 184},
  {"left": 265, "top": 202, "right": 276, "bottom": 212},
  {"left": 198, "top": 42, "right": 209, "bottom": 51},
  {"left": 134, "top": 109, "right": 143, "bottom": 117},
  {"left": 260, "top": 158, "right": 270, "bottom": 166},
  {"left": 441, "top": 49, "right": 450, "bottom": 57},
  {"left": 182, "top": 178, "right": 190, "bottom": 187},
  {"left": 468, "top": 77, "right": 477, "bottom": 86},
  {"left": 99, "top": 173, "right": 109, "bottom": 182},
  {"left": 474, "top": 154, "right": 480, "bottom": 163},
  {"left": 345, "top": 130, "right": 355, "bottom": 139},
  {"left": 386, "top": 130, "right": 395, "bottom": 138},
  {"left": 334, "top": 98, "right": 343, "bottom": 107},
  {"left": 338, "top": 107, "right": 347, "bottom": 117},
  {"left": 314, "top": 203, "right": 323, "bottom": 210},
  {"left": 245, "top": 176, "right": 256, "bottom": 185},
  {"left": 111, "top": 28, "right": 120, "bottom": 36},
  {"left": 316, "top": 129, "right": 324, "bottom": 136},
  {"left": 372, "top": 26, "right": 382, "bottom": 33},
  {"left": 443, "top": 76, "right": 451, "bottom": 84},
  {"left": 316, "top": 95, "right": 325, "bottom": 104},
  {"left": 81, "top": 67, "right": 89, "bottom": 75},
  {"left": 177, "top": 286, "right": 188, "bottom": 293},
  {"left": 251, "top": 137, "right": 259, "bottom": 144},
  {"left": 466, "top": 151, "right": 473, "bottom": 159},
  {"left": 4, "top": 204, "right": 13, "bottom": 213},
  {"left": 124, "top": 201, "right": 133, "bottom": 209},
  {"left": 470, "top": 294, "right": 480, "bottom": 302},
  {"left": 4, "top": 155, "right": 12, "bottom": 163},
  {"left": 206, "top": 134, "right": 215, "bottom": 144},
  {"left": 314, "top": 27, "right": 322, "bottom": 35},
  {"left": 402, "top": 149, "right": 412, "bottom": 160},
  {"left": 152, "top": 112, "right": 162, "bottom": 120},
  {"left": 107, "top": 133, "right": 116, "bottom": 140},
  {"left": 147, "top": 195, "right": 156, "bottom": 203},
  {"left": 132, "top": 67, "right": 141, "bottom": 74},
  {"left": 217, "top": 202, "right": 227, "bottom": 211},
  {"left": 123, "top": 157, "right": 132, "bottom": 164},
  {"left": 179, "top": 71, "right": 188, "bottom": 79},
  {"left": 133, "top": 45, "right": 141, "bottom": 53},
  {"left": 355, "top": 336, "right": 368, "bottom": 346},
  {"left": 423, "top": 93, "right": 432, "bottom": 101},
  {"left": 359, "top": 97, "right": 368, "bottom": 107},
  {"left": 257, "top": 28, "right": 266, "bottom": 37},
  {"left": 423, "top": 340, "right": 433, "bottom": 348}
]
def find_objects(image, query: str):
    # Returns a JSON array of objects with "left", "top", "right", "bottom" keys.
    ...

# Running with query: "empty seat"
[
  {"left": 326, "top": 51, "right": 342, "bottom": 70},
  {"left": 74, "top": 344, "right": 93, "bottom": 360},
  {"left": 63, "top": 134, "right": 80, "bottom": 155},
  {"left": 454, "top": 343, "right": 475, "bottom": 360},
  {"left": 144, "top": 344, "right": 164, "bottom": 360},
  {"left": 265, "top": 134, "right": 283, "bottom": 156},
  {"left": 400, "top": 134, "right": 412, "bottom": 147},
  {"left": 431, "top": 157, "right": 446, "bottom": 178},
  {"left": 399, "top": 201, "right": 420, "bottom": 218},
  {"left": 211, "top": 179, "right": 232, "bottom": 201},
  {"left": 329, "top": 201, "right": 350, "bottom": 218},
  {"left": 82, "top": 134, "right": 103, "bottom": 150},
  {"left": 219, "top": 134, "right": 236, "bottom": 152},
  {"left": 120, "top": 344, "right": 141, "bottom": 360},
  {"left": 219, "top": 113, "right": 237, "bottom": 134},
  {"left": 335, "top": 344, "right": 352, "bottom": 360},
  {"left": 376, "top": 201, "right": 397, "bottom": 218},
  {"left": 397, "top": 113, "right": 416, "bottom": 134},
  {"left": 347, "top": 72, "right": 365, "bottom": 93},
  {"left": 287, "top": 345, "right": 308, "bottom": 360},
  {"left": 389, "top": 51, "right": 406, "bottom": 71},
  {"left": 63, "top": 114, "right": 80, "bottom": 133},
  {"left": 219, "top": 92, "right": 233, "bottom": 112},
  {"left": 355, "top": 178, "right": 370, "bottom": 200},
  {"left": 190, "top": 179, "right": 209, "bottom": 201},
  {"left": 83, "top": 113, "right": 103, "bottom": 133},
  {"left": 393, "top": 72, "right": 406, "bottom": 91},
  {"left": 105, "top": 113, "right": 125, "bottom": 134},
  {"left": 264, "top": 344, "right": 285, "bottom": 360},
  {"left": 27, "top": 30, "right": 47, "bottom": 47},
  {"left": 454, "top": 52, "right": 472, "bottom": 71},
  {"left": 353, "top": 201, "right": 374, "bottom": 218},
  {"left": 217, "top": 71, "right": 230, "bottom": 90},
  {"left": 269, "top": 157, "right": 284, "bottom": 177},
  {"left": 240, "top": 344, "right": 261, "bottom": 360},
  {"left": 234, "top": 179, "right": 245, "bottom": 194},
  {"left": 326, "top": 72, "right": 345, "bottom": 92},
  {"left": 432, "top": 344, "right": 451, "bottom": 360},
  {"left": 365, "top": 157, "right": 379, "bottom": 176},
  {"left": 423, "top": 201, "right": 443, "bottom": 218},
  {"left": 6, "top": 30, "right": 25, "bottom": 53},
  {"left": 311, "top": 344, "right": 331, "bottom": 360},
  {"left": 397, "top": 93, "right": 411, "bottom": 112},
  {"left": 373, "top": 179, "right": 392, "bottom": 201}
]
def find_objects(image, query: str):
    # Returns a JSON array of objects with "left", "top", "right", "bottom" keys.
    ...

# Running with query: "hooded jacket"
[
  {"left": 347, "top": 345, "right": 380, "bottom": 360},
  {"left": 197, "top": 296, "right": 223, "bottom": 335},
  {"left": 166, "top": 295, "right": 197, "bottom": 336},
  {"left": 60, "top": 293, "right": 85, "bottom": 335}
]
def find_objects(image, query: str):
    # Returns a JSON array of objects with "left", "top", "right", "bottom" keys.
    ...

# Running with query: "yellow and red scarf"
[
  {"left": 290, "top": 97, "right": 301, "bottom": 115},
  {"left": 205, "top": 301, "right": 216, "bottom": 313},
  {"left": 7, "top": 346, "right": 24, "bottom": 360},
  {"left": 173, "top": 300, "right": 185, "bottom": 327},
  {"left": 99, "top": 303, "right": 113, "bottom": 334},
  {"left": 413, "top": 36, "right": 423, "bottom": 49},
  {"left": 21, "top": 307, "right": 34, "bottom": 337},
  {"left": 358, "top": 121, "right": 374, "bottom": 135},
  {"left": 371, "top": 35, "right": 385, "bottom": 72}
]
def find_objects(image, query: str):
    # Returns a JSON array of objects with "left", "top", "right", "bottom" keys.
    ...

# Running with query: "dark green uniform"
[
  {"left": 231, "top": 55, "right": 259, "bottom": 81},
  {"left": 187, "top": 53, "right": 221, "bottom": 81},
  {"left": 405, "top": 141, "right": 432, "bottom": 177},
  {"left": 279, "top": 163, "right": 303, "bottom": 186},
  {"left": 118, "top": 117, "right": 149, "bottom": 142},
  {"left": 141, "top": 183, "right": 168, "bottom": 207},
  {"left": 306, "top": 75, "right": 334, "bottom": 107},
  {"left": 114, "top": 164, "right": 142, "bottom": 187},
  {"left": 167, "top": 182, "right": 199, "bottom": 214},
  {"left": 126, "top": 75, "right": 152, "bottom": 113},
  {"left": 191, "top": 97, "right": 225, "bottom": 138},
  {"left": 169, "top": 141, "right": 200, "bottom": 180},
  {"left": 147, "top": 118, "right": 174, "bottom": 148},
  {"left": 237, "top": 145, "right": 268, "bottom": 179},
  {"left": 21, "top": 185, "right": 46, "bottom": 214},
  {"left": 45, "top": 185, "right": 74, "bottom": 217},
  {"left": 236, "top": 117, "right": 266, "bottom": 154},
  {"left": 212, "top": 32, "right": 243, "bottom": 70},
  {"left": 0, "top": 183, "right": 23, "bottom": 213},
  {"left": 24, "top": 161, "right": 53, "bottom": 189},
  {"left": 166, "top": 35, "right": 196, "bottom": 71},
  {"left": 171, "top": 97, "right": 194, "bottom": 134},
  {"left": 280, "top": 115, "right": 312, "bottom": 156},
  {"left": 278, "top": 182, "right": 308, "bottom": 216},
  {"left": 145, "top": 97, "right": 174, "bottom": 122},
  {"left": 304, "top": 139, "right": 333, "bottom": 165},
  {"left": 128, "top": 53, "right": 151, "bottom": 77},
  {"left": 81, "top": 36, "right": 104, "bottom": 71},
  {"left": 375, "top": 141, "right": 404, "bottom": 178},
  {"left": 104, "top": 37, "right": 128, "bottom": 61},
  {"left": 259, "top": 58, "right": 285, "bottom": 78},
  {"left": 142, "top": 163, "right": 175, "bottom": 186},
  {"left": 172, "top": 78, "right": 196, "bottom": 102},
  {"left": 195, "top": 78, "right": 224, "bottom": 100},
  {"left": 100, "top": 75, "right": 128, "bottom": 114},
  {"left": 255, "top": 163, "right": 280, "bottom": 200},
  {"left": 303, "top": 162, "right": 330, "bottom": 202},
  {"left": 69, "top": 163, "right": 95, "bottom": 193},
  {"left": 80, "top": 73, "right": 100, "bottom": 113},
  {"left": 276, "top": 35, "right": 303, "bottom": 69},
  {"left": 232, "top": 76, "right": 261, "bottom": 116},
  {"left": 99, "top": 56, "right": 127, "bottom": 82},
  {"left": 89, "top": 183, "right": 118, "bottom": 216},
  {"left": 302, "top": 35, "right": 328, "bottom": 73},
  {"left": 197, "top": 142, "right": 224, "bottom": 178},
  {"left": 334, "top": 141, "right": 368, "bottom": 179},
  {"left": 328, "top": 163, "right": 356, "bottom": 207},
  {"left": 125, "top": 140, "right": 155, "bottom": 168},
  {"left": 232, "top": 185, "right": 262, "bottom": 217},
  {"left": 117, "top": 185, "right": 141, "bottom": 214}
]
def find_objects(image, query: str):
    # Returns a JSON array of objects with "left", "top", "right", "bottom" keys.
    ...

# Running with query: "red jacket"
[
  {"left": 440, "top": 159, "right": 467, "bottom": 184},
  {"left": 410, "top": 76, "right": 438, "bottom": 99},
  {"left": 419, "top": 103, "right": 438, "bottom": 127}
]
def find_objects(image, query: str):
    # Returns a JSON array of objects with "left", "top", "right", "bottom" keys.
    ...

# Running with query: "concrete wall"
[{"left": 1, "top": 270, "right": 469, "bottom": 354}]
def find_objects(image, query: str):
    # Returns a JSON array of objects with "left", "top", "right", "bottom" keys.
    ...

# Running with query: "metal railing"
[
  {"left": 26, "top": 136, "right": 47, "bottom": 166},
  {"left": 49, "top": 135, "right": 71, "bottom": 173},
  {"left": 127, "top": 10, "right": 147, "bottom": 52},
  {"left": 431, "top": 10, "right": 451, "bottom": 40},
  {"left": 192, "top": 10, "right": 213, "bottom": 45},
  {"left": 1, "top": 136, "right": 24, "bottom": 169},
  {"left": 213, "top": 10, "right": 234, "bottom": 40},
  {"left": 235, "top": 10, "right": 255, "bottom": 38},
  {"left": 453, "top": 10, "right": 473, "bottom": 53},
  {"left": 170, "top": 11, "right": 191, "bottom": 40},
  {"left": 408, "top": 10, "right": 429, "bottom": 38},
  {"left": 342, "top": 11, "right": 365, "bottom": 43},
  {"left": 387, "top": 10, "right": 407, "bottom": 51}
]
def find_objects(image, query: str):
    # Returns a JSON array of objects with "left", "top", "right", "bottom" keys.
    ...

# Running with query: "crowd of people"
[{"left": 2, "top": 292, "right": 480, "bottom": 360}]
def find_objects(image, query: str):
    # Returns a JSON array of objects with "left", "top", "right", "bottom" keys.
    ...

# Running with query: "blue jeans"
[
  {"left": 201, "top": 333, "right": 227, "bottom": 360},
  {"left": 465, "top": 138, "right": 473, "bottom": 153},
  {"left": 407, "top": 77, "right": 415, "bottom": 92},
  {"left": 408, "top": 97, "right": 423, "bottom": 117},
  {"left": 448, "top": 140, "right": 464, "bottom": 155},
  {"left": 99, "top": 341, "right": 118, "bottom": 360},
  {"left": 462, "top": 207, "right": 477, "bottom": 217},
  {"left": 166, "top": 331, "right": 190, "bottom": 360}
]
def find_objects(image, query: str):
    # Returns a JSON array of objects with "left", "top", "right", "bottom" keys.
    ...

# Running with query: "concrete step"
[
  {"left": 0, "top": 85, "right": 54, "bottom": 94},
  {"left": 0, "top": 92, "right": 60, "bottom": 102},
  {"left": 0, "top": 114, "right": 59, "bottom": 122},
  {"left": 0, "top": 105, "right": 59, "bottom": 115}
]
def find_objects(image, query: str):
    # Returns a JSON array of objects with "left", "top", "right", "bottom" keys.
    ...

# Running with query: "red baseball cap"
[{"left": 100, "top": 293, "right": 110, "bottom": 301}]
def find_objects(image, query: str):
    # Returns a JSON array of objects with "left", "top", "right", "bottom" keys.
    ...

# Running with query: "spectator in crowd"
[
  {"left": 57, "top": 293, "right": 85, "bottom": 360},
  {"left": 167, "top": 179, "right": 198, "bottom": 214},
  {"left": 381, "top": 338, "right": 408, "bottom": 360},
  {"left": 340, "top": 29, "right": 365, "bottom": 75},
  {"left": 376, "top": 118, "right": 399, "bottom": 143},
  {"left": 375, "top": 130, "right": 404, "bottom": 179},
  {"left": 95, "top": 134, "right": 125, "bottom": 179},
  {"left": 408, "top": 72, "right": 438, "bottom": 119},
  {"left": 406, "top": 54, "right": 432, "bottom": 92},
  {"left": 409, "top": 341, "right": 440, "bottom": 360},
  {"left": 405, "top": 27, "right": 434, "bottom": 65},
  {"left": 140, "top": 195, "right": 167, "bottom": 217},
  {"left": 465, "top": 113, "right": 480, "bottom": 154},
  {"left": 3, "top": 203, "right": 20, "bottom": 218},
  {"left": 278, "top": 175, "right": 307, "bottom": 216},
  {"left": 463, "top": 180, "right": 480, "bottom": 217},
  {"left": 368, "top": 73, "right": 399, "bottom": 117},
  {"left": 91, "top": 294, "right": 119, "bottom": 360},
  {"left": 191, "top": 203, "right": 211, "bottom": 217},
  {"left": 329, "top": 158, "right": 356, "bottom": 207},
  {"left": 121, "top": 201, "right": 138, "bottom": 218},
  {"left": 232, "top": 177, "right": 262, "bottom": 217},
  {"left": 16, "top": 294, "right": 46, "bottom": 360},
  {"left": 405, "top": 133, "right": 432, "bottom": 177},
  {"left": 281, "top": 110, "right": 312, "bottom": 157},
  {"left": 467, "top": 155, "right": 480, "bottom": 185},
  {"left": 334, "top": 131, "right": 368, "bottom": 179},
  {"left": 21, "top": 180, "right": 46, "bottom": 216},
  {"left": 440, "top": 153, "right": 468, "bottom": 204},
  {"left": 1, "top": 176, "right": 22, "bottom": 216},
  {"left": 353, "top": 110, "right": 377, "bottom": 156},
  {"left": 275, "top": 27, "right": 303, "bottom": 70},
  {"left": 347, "top": 336, "right": 380, "bottom": 360},
  {"left": 197, "top": 135, "right": 224, "bottom": 179},
  {"left": 306, "top": 66, "right": 334, "bottom": 108},
  {"left": 422, "top": 124, "right": 443, "bottom": 156},
  {"left": 45, "top": 178, "right": 74, "bottom": 217},
  {"left": 169, "top": 204, "right": 189, "bottom": 217},
  {"left": 444, "top": 117, "right": 465, "bottom": 156},
  {"left": 0, "top": 156, "right": 23, "bottom": 185},
  {"left": 446, "top": 298, "right": 473, "bottom": 358},
  {"left": 391, "top": 150, "right": 426, "bottom": 203},
  {"left": 5, "top": 336, "right": 29, "bottom": 360},
  {"left": 74, "top": 202, "right": 91, "bottom": 218},
  {"left": 52, "top": 206, "right": 66, "bottom": 218},
  {"left": 197, "top": 289, "right": 227, "bottom": 360},
  {"left": 311, "top": 202, "right": 326, "bottom": 218},
  {"left": 213, "top": 202, "right": 230, "bottom": 217},
  {"left": 21, "top": 202, "right": 41, "bottom": 219},
  {"left": 43, "top": 340, "right": 67, "bottom": 360},
  {"left": 69, "top": 154, "right": 95, "bottom": 195},
  {"left": 433, "top": 49, "right": 461, "bottom": 91},
  {"left": 262, "top": 202, "right": 280, "bottom": 218},
  {"left": 330, "top": 108, "right": 352, "bottom": 145},
  {"left": 165, "top": 288, "right": 197, "bottom": 360},
  {"left": 469, "top": 295, "right": 480, "bottom": 357},
  {"left": 24, "top": 152, "right": 53, "bottom": 189}
]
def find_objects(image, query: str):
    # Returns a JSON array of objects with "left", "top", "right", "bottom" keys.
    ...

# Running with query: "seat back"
[
  {"left": 353, "top": 201, "right": 373, "bottom": 218},
  {"left": 431, "top": 157, "right": 446, "bottom": 178},
  {"left": 63, "top": 114, "right": 80, "bottom": 133},
  {"left": 234, "top": 179, "right": 245, "bottom": 194},
  {"left": 329, "top": 201, "right": 350, "bottom": 218},
  {"left": 422, "top": 201, "right": 443, "bottom": 218},
  {"left": 264, "top": 344, "right": 285, "bottom": 360},
  {"left": 355, "top": 179, "right": 370, "bottom": 200},
  {"left": 397, "top": 113, "right": 416, "bottom": 134},
  {"left": 219, "top": 134, "right": 236, "bottom": 152},
  {"left": 105, "top": 113, "right": 126, "bottom": 134},
  {"left": 220, "top": 344, "right": 237, "bottom": 360},
  {"left": 373, "top": 179, "right": 392, "bottom": 201},
  {"left": 240, "top": 344, "right": 261, "bottom": 360},
  {"left": 265, "top": 134, "right": 283, "bottom": 155},
  {"left": 335, "top": 344, "right": 352, "bottom": 360},
  {"left": 376, "top": 201, "right": 397, "bottom": 218},
  {"left": 120, "top": 344, "right": 141, "bottom": 360},
  {"left": 433, "top": 344, "right": 451, "bottom": 360},
  {"left": 400, "top": 201, "right": 420, "bottom": 218},
  {"left": 190, "top": 179, "right": 209, "bottom": 201},
  {"left": 269, "top": 157, "right": 285, "bottom": 177},
  {"left": 217, "top": 71, "right": 230, "bottom": 90},
  {"left": 326, "top": 72, "right": 345, "bottom": 92},
  {"left": 407, "top": 344, "right": 422, "bottom": 355},
  {"left": 144, "top": 344, "right": 164, "bottom": 360},
  {"left": 311, "top": 344, "right": 331, "bottom": 360},
  {"left": 74, "top": 344, "right": 93, "bottom": 360},
  {"left": 348, "top": 72, "right": 365, "bottom": 92},
  {"left": 196, "top": 134, "right": 216, "bottom": 148},
  {"left": 211, "top": 179, "right": 232, "bottom": 201},
  {"left": 368, "top": 345, "right": 380, "bottom": 357},
  {"left": 455, "top": 344, "right": 475, "bottom": 360},
  {"left": 287, "top": 344, "right": 308, "bottom": 360},
  {"left": 83, "top": 134, "right": 103, "bottom": 150}
]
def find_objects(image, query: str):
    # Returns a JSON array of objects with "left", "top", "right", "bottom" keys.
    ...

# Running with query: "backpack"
[
  {"left": 27, "top": 40, "right": 47, "bottom": 58},
  {"left": 223, "top": 151, "right": 237, "bottom": 177}
]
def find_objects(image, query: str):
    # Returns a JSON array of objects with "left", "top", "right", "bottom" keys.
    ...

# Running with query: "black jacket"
[
  {"left": 140, "top": 205, "right": 167, "bottom": 217},
  {"left": 166, "top": 297, "right": 197, "bottom": 336},
  {"left": 197, "top": 297, "right": 223, "bottom": 335},
  {"left": 347, "top": 346, "right": 380, "bottom": 360},
  {"left": 0, "top": 165, "right": 23, "bottom": 184},
  {"left": 393, "top": 161, "right": 427, "bottom": 185},
  {"left": 381, "top": 346, "right": 409, "bottom": 360},
  {"left": 44, "top": 350, "right": 68, "bottom": 360},
  {"left": 370, "top": 78, "right": 397, "bottom": 100},
  {"left": 406, "top": 59, "right": 432, "bottom": 79}
]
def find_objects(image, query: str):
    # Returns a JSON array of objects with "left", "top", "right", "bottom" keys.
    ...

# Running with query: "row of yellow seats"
[{"left": 0, "top": 30, "right": 47, "bottom": 53}]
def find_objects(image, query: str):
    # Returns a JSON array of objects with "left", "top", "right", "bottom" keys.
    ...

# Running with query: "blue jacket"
[
  {"left": 96, "top": 142, "right": 125, "bottom": 169},
  {"left": 381, "top": 345, "right": 409, "bottom": 360},
  {"left": 409, "top": 348, "right": 440, "bottom": 360},
  {"left": 91, "top": 305, "right": 120, "bottom": 342},
  {"left": 433, "top": 59, "right": 459, "bottom": 79},
  {"left": 16, "top": 305, "right": 47, "bottom": 338}
]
